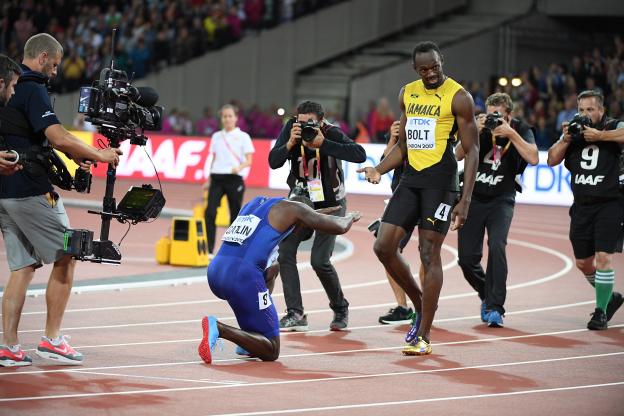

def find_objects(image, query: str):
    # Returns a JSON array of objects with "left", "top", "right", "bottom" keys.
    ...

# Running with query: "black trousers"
[
  {"left": 278, "top": 198, "right": 349, "bottom": 315},
  {"left": 457, "top": 194, "right": 515, "bottom": 314},
  {"left": 204, "top": 174, "right": 245, "bottom": 254}
]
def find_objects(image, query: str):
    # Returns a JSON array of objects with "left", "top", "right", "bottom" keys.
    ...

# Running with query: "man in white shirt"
[{"left": 204, "top": 104, "right": 254, "bottom": 255}]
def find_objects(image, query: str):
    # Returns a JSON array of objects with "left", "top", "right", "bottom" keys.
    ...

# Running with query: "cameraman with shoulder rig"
[
  {"left": 268, "top": 100, "right": 366, "bottom": 331},
  {"left": 0, "top": 34, "right": 121, "bottom": 367},
  {"left": 455, "top": 92, "right": 538, "bottom": 328},
  {"left": 548, "top": 89, "right": 624, "bottom": 330}
]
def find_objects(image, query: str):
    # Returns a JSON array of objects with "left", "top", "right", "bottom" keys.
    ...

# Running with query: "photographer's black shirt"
[
  {"left": 473, "top": 118, "right": 535, "bottom": 198},
  {"left": 564, "top": 117, "right": 622, "bottom": 199},
  {"left": 268, "top": 118, "right": 366, "bottom": 208},
  {"left": 0, "top": 64, "right": 59, "bottom": 198}
]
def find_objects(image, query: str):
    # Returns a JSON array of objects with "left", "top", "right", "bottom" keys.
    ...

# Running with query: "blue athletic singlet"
[{"left": 207, "top": 196, "right": 293, "bottom": 339}]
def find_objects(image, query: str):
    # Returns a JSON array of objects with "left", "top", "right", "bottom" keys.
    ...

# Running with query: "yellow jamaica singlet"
[{"left": 402, "top": 77, "right": 462, "bottom": 190}]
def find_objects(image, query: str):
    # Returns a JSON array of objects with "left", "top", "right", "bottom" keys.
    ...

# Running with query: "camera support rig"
[{"left": 63, "top": 28, "right": 165, "bottom": 264}]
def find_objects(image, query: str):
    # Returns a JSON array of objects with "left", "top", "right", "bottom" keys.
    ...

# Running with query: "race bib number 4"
[
  {"left": 406, "top": 117, "right": 436, "bottom": 150},
  {"left": 222, "top": 214, "right": 261, "bottom": 244}
]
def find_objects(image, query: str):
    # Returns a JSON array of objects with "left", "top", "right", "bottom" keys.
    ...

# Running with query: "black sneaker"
[
  {"left": 279, "top": 311, "right": 308, "bottom": 332},
  {"left": 606, "top": 291, "right": 623, "bottom": 321},
  {"left": 330, "top": 308, "right": 349, "bottom": 331},
  {"left": 378, "top": 306, "right": 414, "bottom": 324},
  {"left": 587, "top": 308, "right": 608, "bottom": 330}
]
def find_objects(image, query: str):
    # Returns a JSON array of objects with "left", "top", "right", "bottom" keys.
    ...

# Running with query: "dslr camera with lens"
[
  {"left": 297, "top": 118, "right": 320, "bottom": 142},
  {"left": 567, "top": 113, "right": 592, "bottom": 142},
  {"left": 484, "top": 111, "right": 504, "bottom": 131}
]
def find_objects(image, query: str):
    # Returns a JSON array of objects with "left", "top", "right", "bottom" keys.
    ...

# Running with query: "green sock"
[
  {"left": 585, "top": 273, "right": 595, "bottom": 287},
  {"left": 595, "top": 269, "right": 614, "bottom": 312}
]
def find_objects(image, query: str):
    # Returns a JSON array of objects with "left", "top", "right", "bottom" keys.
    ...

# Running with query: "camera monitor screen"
[
  {"left": 117, "top": 186, "right": 165, "bottom": 221},
  {"left": 118, "top": 187, "right": 158, "bottom": 213},
  {"left": 78, "top": 87, "right": 92, "bottom": 114}
]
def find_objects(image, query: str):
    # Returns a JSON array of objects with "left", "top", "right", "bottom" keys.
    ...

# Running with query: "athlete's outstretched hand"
[
  {"left": 450, "top": 199, "right": 469, "bottom": 231},
  {"left": 316, "top": 206, "right": 340, "bottom": 215},
  {"left": 347, "top": 211, "right": 361, "bottom": 222},
  {"left": 357, "top": 167, "right": 381, "bottom": 184}
]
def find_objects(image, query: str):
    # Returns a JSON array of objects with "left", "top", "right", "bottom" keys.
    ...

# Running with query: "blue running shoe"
[
  {"left": 235, "top": 345, "right": 251, "bottom": 356},
  {"left": 487, "top": 310, "right": 504, "bottom": 328},
  {"left": 404, "top": 312, "right": 422, "bottom": 343},
  {"left": 480, "top": 301, "right": 489, "bottom": 322},
  {"left": 198, "top": 316, "right": 219, "bottom": 364}
]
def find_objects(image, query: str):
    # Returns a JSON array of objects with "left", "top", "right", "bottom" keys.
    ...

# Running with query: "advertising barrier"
[{"left": 71, "top": 132, "right": 573, "bottom": 207}]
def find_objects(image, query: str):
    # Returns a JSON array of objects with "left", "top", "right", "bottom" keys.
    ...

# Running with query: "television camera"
[{"left": 64, "top": 29, "right": 165, "bottom": 264}]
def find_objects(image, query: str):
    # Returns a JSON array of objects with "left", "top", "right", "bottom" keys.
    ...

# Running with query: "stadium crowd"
[{"left": 0, "top": 0, "right": 343, "bottom": 93}]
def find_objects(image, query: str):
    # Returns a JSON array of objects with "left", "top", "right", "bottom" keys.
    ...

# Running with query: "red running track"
[{"left": 0, "top": 180, "right": 622, "bottom": 416}]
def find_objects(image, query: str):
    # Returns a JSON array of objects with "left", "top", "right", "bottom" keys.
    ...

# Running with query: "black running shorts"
[
  {"left": 569, "top": 198, "right": 624, "bottom": 259},
  {"left": 382, "top": 185, "right": 459, "bottom": 236}
]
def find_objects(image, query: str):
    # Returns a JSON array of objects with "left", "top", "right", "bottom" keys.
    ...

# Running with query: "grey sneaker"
[
  {"left": 279, "top": 311, "right": 308, "bottom": 332},
  {"left": 330, "top": 308, "right": 349, "bottom": 331}
]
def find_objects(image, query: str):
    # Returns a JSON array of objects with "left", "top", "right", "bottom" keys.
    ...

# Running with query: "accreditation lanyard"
[
  {"left": 300, "top": 145, "right": 321, "bottom": 180},
  {"left": 300, "top": 146, "right": 325, "bottom": 202},
  {"left": 491, "top": 135, "right": 511, "bottom": 171}
]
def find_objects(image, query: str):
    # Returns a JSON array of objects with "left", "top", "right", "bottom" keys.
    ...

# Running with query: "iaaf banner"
[
  {"left": 87, "top": 133, "right": 273, "bottom": 188},
  {"left": 268, "top": 143, "right": 574, "bottom": 207},
  {"left": 71, "top": 133, "right": 573, "bottom": 207}
]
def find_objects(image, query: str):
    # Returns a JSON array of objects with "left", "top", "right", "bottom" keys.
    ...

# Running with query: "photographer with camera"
[
  {"left": 0, "top": 54, "right": 23, "bottom": 176},
  {"left": 0, "top": 34, "right": 122, "bottom": 367},
  {"left": 455, "top": 93, "right": 538, "bottom": 328},
  {"left": 547, "top": 89, "right": 624, "bottom": 330},
  {"left": 268, "top": 100, "right": 366, "bottom": 331}
]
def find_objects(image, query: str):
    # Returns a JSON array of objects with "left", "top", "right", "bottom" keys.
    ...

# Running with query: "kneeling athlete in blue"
[{"left": 199, "top": 195, "right": 361, "bottom": 363}]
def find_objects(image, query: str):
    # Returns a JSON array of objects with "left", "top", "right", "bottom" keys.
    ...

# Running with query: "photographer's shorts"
[
  {"left": 569, "top": 198, "right": 624, "bottom": 259},
  {"left": 382, "top": 186, "right": 458, "bottom": 236},
  {"left": 0, "top": 194, "right": 70, "bottom": 271}
]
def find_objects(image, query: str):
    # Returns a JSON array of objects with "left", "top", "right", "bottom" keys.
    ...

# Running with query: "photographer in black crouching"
[
  {"left": 268, "top": 101, "right": 366, "bottom": 331},
  {"left": 548, "top": 89, "right": 624, "bottom": 330},
  {"left": 456, "top": 92, "right": 538, "bottom": 328},
  {"left": 0, "top": 34, "right": 121, "bottom": 367}
]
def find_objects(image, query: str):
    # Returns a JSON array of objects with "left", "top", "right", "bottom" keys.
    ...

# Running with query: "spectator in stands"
[
  {"left": 129, "top": 37, "right": 150, "bottom": 79},
  {"left": 61, "top": 49, "right": 85, "bottom": 92},
  {"left": 196, "top": 107, "right": 219, "bottom": 137},
  {"left": 556, "top": 93, "right": 578, "bottom": 135},
  {"left": 370, "top": 97, "right": 395, "bottom": 143}
]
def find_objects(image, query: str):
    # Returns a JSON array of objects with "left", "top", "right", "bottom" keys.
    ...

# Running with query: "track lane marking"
[
  {"left": 0, "top": 351, "right": 621, "bottom": 402},
  {"left": 2, "top": 324, "right": 621, "bottom": 377}
]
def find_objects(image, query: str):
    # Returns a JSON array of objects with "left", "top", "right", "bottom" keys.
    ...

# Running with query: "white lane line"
[
  {"left": 3, "top": 325, "right": 622, "bottom": 377},
  {"left": 0, "top": 351, "right": 621, "bottom": 402},
  {"left": 12, "top": 236, "right": 569, "bottom": 317},
  {"left": 68, "top": 370, "right": 243, "bottom": 385},
  {"left": 205, "top": 382, "right": 624, "bottom": 416},
  {"left": 14, "top": 299, "right": 597, "bottom": 352},
  {"left": 7, "top": 294, "right": 590, "bottom": 336}
]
